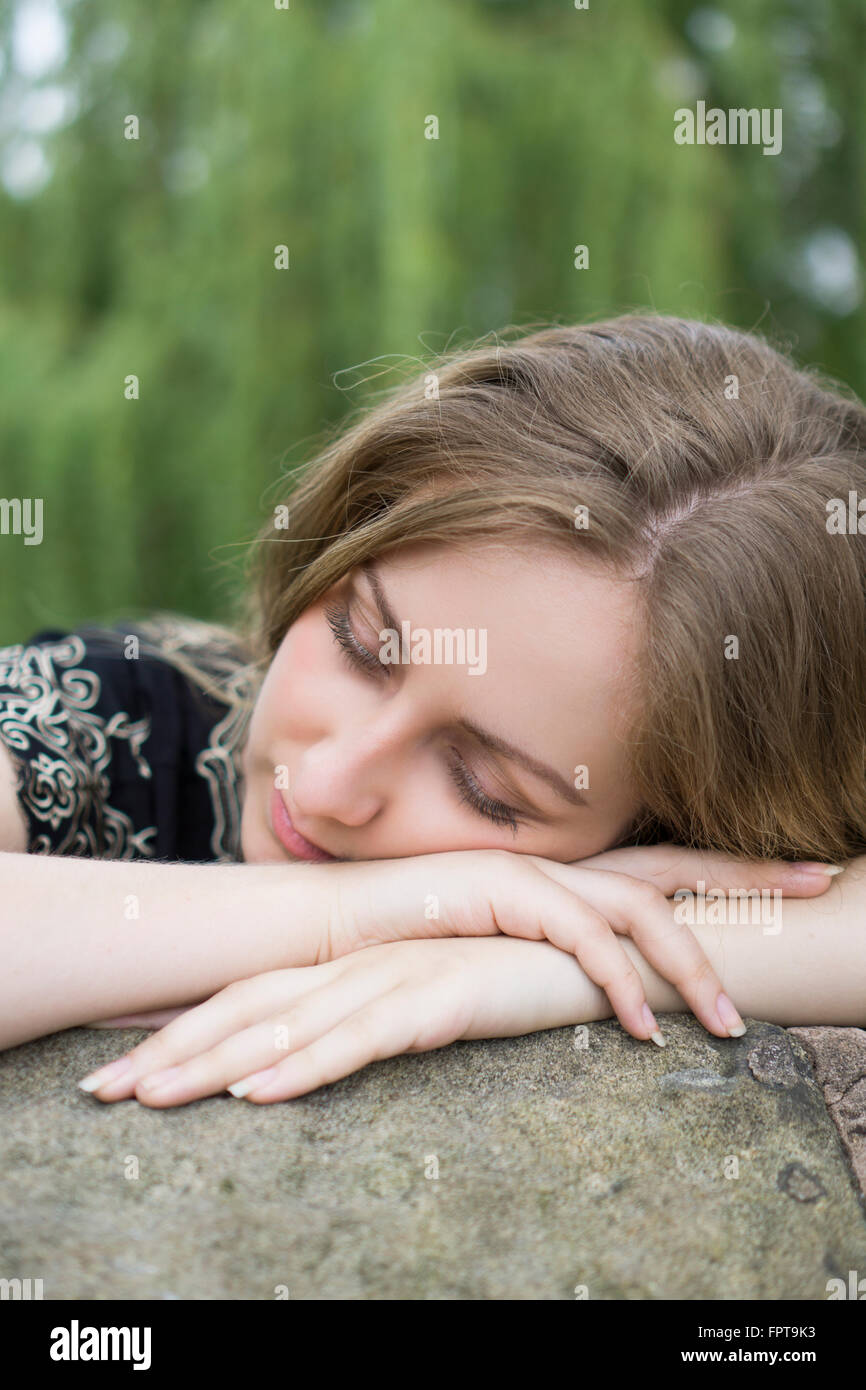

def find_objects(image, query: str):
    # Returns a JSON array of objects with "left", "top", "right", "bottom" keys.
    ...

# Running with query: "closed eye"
[
  {"left": 323, "top": 599, "right": 526, "bottom": 835},
  {"left": 324, "top": 601, "right": 388, "bottom": 678}
]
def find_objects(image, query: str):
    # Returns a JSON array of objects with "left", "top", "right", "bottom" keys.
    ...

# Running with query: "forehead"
[{"left": 368, "top": 540, "right": 640, "bottom": 758}]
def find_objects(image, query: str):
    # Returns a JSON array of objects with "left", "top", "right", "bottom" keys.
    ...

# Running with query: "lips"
[{"left": 269, "top": 787, "right": 337, "bottom": 862}]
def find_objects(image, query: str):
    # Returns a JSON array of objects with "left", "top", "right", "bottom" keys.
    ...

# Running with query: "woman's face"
[{"left": 240, "top": 540, "right": 643, "bottom": 865}]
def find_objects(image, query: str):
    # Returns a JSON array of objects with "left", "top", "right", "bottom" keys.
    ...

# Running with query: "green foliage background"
[{"left": 0, "top": 0, "right": 863, "bottom": 642}]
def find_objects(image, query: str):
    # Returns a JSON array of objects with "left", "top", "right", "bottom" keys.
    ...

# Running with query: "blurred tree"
[{"left": 0, "top": 0, "right": 861, "bottom": 641}]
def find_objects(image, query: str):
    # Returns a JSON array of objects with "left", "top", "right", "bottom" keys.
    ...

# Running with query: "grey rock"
[
  {"left": 748, "top": 1034, "right": 806, "bottom": 1090},
  {"left": 658, "top": 1068, "right": 737, "bottom": 1093},
  {"left": 0, "top": 1018, "right": 864, "bottom": 1299},
  {"left": 788, "top": 1026, "right": 866, "bottom": 1201}
]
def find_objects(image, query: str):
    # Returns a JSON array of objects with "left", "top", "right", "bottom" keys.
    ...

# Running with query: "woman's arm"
[
  {"left": 638, "top": 857, "right": 866, "bottom": 1027},
  {"left": 0, "top": 840, "right": 845, "bottom": 1054},
  {"left": 80, "top": 859, "right": 866, "bottom": 1107},
  {"left": 0, "top": 851, "right": 329, "bottom": 1050}
]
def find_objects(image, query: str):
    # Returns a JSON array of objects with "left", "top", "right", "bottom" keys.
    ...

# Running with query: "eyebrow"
[{"left": 359, "top": 561, "right": 589, "bottom": 810}]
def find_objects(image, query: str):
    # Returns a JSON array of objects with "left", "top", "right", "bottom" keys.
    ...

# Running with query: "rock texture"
[
  {"left": 0, "top": 1018, "right": 864, "bottom": 1300},
  {"left": 788, "top": 1026, "right": 866, "bottom": 1201}
]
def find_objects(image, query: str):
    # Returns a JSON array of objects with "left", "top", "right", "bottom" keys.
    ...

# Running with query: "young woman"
[{"left": 1, "top": 313, "right": 864, "bottom": 1108}]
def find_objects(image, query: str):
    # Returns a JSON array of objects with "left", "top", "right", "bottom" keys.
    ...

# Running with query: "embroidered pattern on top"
[{"left": 0, "top": 620, "right": 256, "bottom": 861}]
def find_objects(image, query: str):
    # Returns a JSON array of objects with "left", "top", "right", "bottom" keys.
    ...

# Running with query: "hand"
[
  {"left": 567, "top": 841, "right": 844, "bottom": 895},
  {"left": 314, "top": 846, "right": 839, "bottom": 1042},
  {"left": 83, "top": 847, "right": 833, "bottom": 1040},
  {"left": 77, "top": 936, "right": 604, "bottom": 1107}
]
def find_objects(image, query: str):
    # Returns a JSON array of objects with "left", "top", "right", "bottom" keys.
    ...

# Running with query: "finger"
[
  {"left": 78, "top": 964, "right": 344, "bottom": 1101},
  {"left": 558, "top": 844, "right": 842, "bottom": 897},
  {"left": 132, "top": 1016, "right": 315, "bottom": 1108},
  {"left": 530, "top": 864, "right": 743, "bottom": 1039},
  {"left": 235, "top": 981, "right": 465, "bottom": 1104},
  {"left": 483, "top": 865, "right": 660, "bottom": 1042},
  {"left": 130, "top": 952, "right": 417, "bottom": 1108}
]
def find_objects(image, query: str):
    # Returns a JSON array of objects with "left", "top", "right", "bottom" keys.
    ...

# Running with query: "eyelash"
[
  {"left": 445, "top": 748, "right": 523, "bottom": 835},
  {"left": 324, "top": 601, "right": 385, "bottom": 677},
  {"left": 323, "top": 600, "right": 525, "bottom": 835}
]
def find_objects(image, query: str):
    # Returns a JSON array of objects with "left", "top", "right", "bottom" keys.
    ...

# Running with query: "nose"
[{"left": 288, "top": 708, "right": 410, "bottom": 830}]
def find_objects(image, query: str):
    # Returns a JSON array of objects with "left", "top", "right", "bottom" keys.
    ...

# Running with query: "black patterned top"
[{"left": 0, "top": 615, "right": 259, "bottom": 863}]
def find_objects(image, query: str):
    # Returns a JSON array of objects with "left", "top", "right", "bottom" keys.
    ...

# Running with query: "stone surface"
[
  {"left": 788, "top": 1026, "right": 866, "bottom": 1201},
  {"left": 0, "top": 1018, "right": 865, "bottom": 1300}
]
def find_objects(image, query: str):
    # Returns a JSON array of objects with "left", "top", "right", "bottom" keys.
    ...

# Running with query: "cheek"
[
  {"left": 258, "top": 612, "right": 332, "bottom": 728},
  {"left": 282, "top": 611, "right": 325, "bottom": 674}
]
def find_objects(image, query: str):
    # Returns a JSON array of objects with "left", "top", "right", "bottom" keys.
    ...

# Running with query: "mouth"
[{"left": 269, "top": 787, "right": 338, "bottom": 863}]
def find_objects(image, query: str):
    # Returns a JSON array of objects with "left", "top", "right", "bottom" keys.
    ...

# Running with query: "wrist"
[{"left": 264, "top": 859, "right": 342, "bottom": 967}]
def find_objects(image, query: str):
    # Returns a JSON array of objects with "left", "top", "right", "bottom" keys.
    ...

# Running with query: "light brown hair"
[{"left": 222, "top": 313, "right": 866, "bottom": 861}]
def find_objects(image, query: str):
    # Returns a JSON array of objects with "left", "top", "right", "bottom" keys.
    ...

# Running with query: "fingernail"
[
  {"left": 228, "top": 1068, "right": 278, "bottom": 1098},
  {"left": 789, "top": 862, "right": 844, "bottom": 878},
  {"left": 78, "top": 1056, "right": 132, "bottom": 1092},
  {"left": 716, "top": 992, "right": 746, "bottom": 1037},
  {"left": 641, "top": 1003, "right": 665, "bottom": 1047},
  {"left": 137, "top": 1066, "right": 182, "bottom": 1093}
]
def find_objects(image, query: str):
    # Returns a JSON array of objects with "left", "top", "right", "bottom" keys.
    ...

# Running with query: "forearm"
[
  {"left": 663, "top": 862, "right": 866, "bottom": 1027},
  {"left": 473, "top": 861, "right": 866, "bottom": 1037},
  {"left": 0, "top": 852, "right": 328, "bottom": 1049}
]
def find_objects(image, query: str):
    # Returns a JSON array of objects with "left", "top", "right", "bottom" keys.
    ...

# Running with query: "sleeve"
[{"left": 0, "top": 628, "right": 160, "bottom": 859}]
